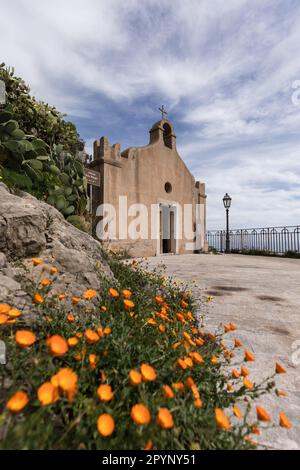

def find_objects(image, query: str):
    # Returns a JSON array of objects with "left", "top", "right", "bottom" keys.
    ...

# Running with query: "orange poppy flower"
[
  {"left": 275, "top": 362, "right": 286, "bottom": 374},
  {"left": 40, "top": 278, "right": 51, "bottom": 287},
  {"left": 194, "top": 398, "right": 203, "bottom": 408},
  {"left": 229, "top": 323, "right": 237, "bottom": 331},
  {"left": 141, "top": 363, "right": 157, "bottom": 382},
  {"left": 256, "top": 405, "right": 271, "bottom": 422},
  {"left": 163, "top": 385, "right": 174, "bottom": 399},
  {"left": 191, "top": 352, "right": 204, "bottom": 364},
  {"left": 88, "top": 354, "right": 97, "bottom": 369},
  {"left": 215, "top": 408, "right": 231, "bottom": 431},
  {"left": 101, "top": 305, "right": 107, "bottom": 312},
  {"left": 157, "top": 408, "right": 174, "bottom": 429},
  {"left": 0, "top": 313, "right": 8, "bottom": 324},
  {"left": 123, "top": 299, "right": 135, "bottom": 310},
  {"left": 173, "top": 382, "right": 185, "bottom": 392},
  {"left": 224, "top": 324, "right": 231, "bottom": 333},
  {"left": 279, "top": 412, "right": 292, "bottom": 429},
  {"left": 176, "top": 313, "right": 184, "bottom": 321},
  {"left": 195, "top": 338, "right": 205, "bottom": 346},
  {"left": 50, "top": 267, "right": 58, "bottom": 274},
  {"left": 244, "top": 350, "right": 255, "bottom": 362},
  {"left": 67, "top": 314, "right": 76, "bottom": 323},
  {"left": 251, "top": 424, "right": 260, "bottom": 435},
  {"left": 131, "top": 404, "right": 151, "bottom": 425},
  {"left": 232, "top": 369, "right": 240, "bottom": 379},
  {"left": 51, "top": 368, "right": 77, "bottom": 402},
  {"left": 15, "top": 330, "right": 36, "bottom": 348},
  {"left": 6, "top": 390, "right": 29, "bottom": 413},
  {"left": 234, "top": 338, "right": 242, "bottom": 348},
  {"left": 144, "top": 440, "right": 153, "bottom": 450},
  {"left": 109, "top": 288, "right": 119, "bottom": 298},
  {"left": 147, "top": 318, "right": 157, "bottom": 326},
  {"left": 155, "top": 296, "right": 164, "bottom": 304},
  {"left": 83, "top": 289, "right": 98, "bottom": 300},
  {"left": 31, "top": 258, "right": 43, "bottom": 265},
  {"left": 71, "top": 297, "right": 81, "bottom": 304},
  {"left": 243, "top": 378, "right": 254, "bottom": 390},
  {"left": 184, "top": 356, "right": 194, "bottom": 368},
  {"left": 233, "top": 404, "right": 242, "bottom": 419},
  {"left": 177, "top": 358, "right": 187, "bottom": 370},
  {"left": 129, "top": 369, "right": 142, "bottom": 386},
  {"left": 103, "top": 327, "right": 112, "bottom": 336},
  {"left": 211, "top": 356, "right": 218, "bottom": 364},
  {"left": 33, "top": 293, "right": 44, "bottom": 304},
  {"left": 67, "top": 337, "right": 79, "bottom": 347},
  {"left": 191, "top": 385, "right": 200, "bottom": 399},
  {"left": 97, "top": 384, "right": 113, "bottom": 402},
  {"left": 76, "top": 332, "right": 83, "bottom": 338},
  {"left": 207, "top": 332, "right": 216, "bottom": 340},
  {"left": 183, "top": 331, "right": 191, "bottom": 340},
  {"left": 97, "top": 414, "right": 115, "bottom": 436},
  {"left": 185, "top": 377, "right": 195, "bottom": 389},
  {"left": 8, "top": 308, "right": 22, "bottom": 318},
  {"left": 37, "top": 382, "right": 59, "bottom": 406},
  {"left": 122, "top": 289, "right": 132, "bottom": 299},
  {"left": 48, "top": 335, "right": 68, "bottom": 356},
  {"left": 158, "top": 324, "right": 166, "bottom": 333},
  {"left": 58, "top": 294, "right": 66, "bottom": 300},
  {"left": 180, "top": 300, "right": 188, "bottom": 309},
  {"left": 0, "top": 303, "right": 11, "bottom": 314},
  {"left": 276, "top": 389, "right": 288, "bottom": 398},
  {"left": 241, "top": 366, "right": 250, "bottom": 377},
  {"left": 101, "top": 370, "right": 106, "bottom": 383},
  {"left": 85, "top": 329, "right": 100, "bottom": 344}
]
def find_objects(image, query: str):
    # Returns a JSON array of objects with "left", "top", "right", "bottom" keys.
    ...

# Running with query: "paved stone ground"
[{"left": 145, "top": 253, "right": 300, "bottom": 450}]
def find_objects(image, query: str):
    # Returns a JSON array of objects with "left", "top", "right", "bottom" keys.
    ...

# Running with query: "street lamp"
[{"left": 223, "top": 193, "right": 232, "bottom": 253}]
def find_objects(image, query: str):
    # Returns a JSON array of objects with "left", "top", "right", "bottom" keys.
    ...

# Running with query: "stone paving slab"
[{"left": 145, "top": 253, "right": 300, "bottom": 450}]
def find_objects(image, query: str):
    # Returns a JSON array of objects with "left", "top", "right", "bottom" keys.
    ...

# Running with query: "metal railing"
[{"left": 207, "top": 226, "right": 300, "bottom": 254}]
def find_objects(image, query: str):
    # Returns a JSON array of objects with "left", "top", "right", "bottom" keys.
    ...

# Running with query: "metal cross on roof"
[{"left": 158, "top": 105, "right": 167, "bottom": 120}]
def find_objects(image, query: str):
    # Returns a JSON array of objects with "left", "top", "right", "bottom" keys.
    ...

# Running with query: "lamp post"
[{"left": 223, "top": 193, "right": 232, "bottom": 253}]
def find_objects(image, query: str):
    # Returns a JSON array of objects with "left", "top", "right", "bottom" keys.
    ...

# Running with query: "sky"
[{"left": 1, "top": 0, "right": 300, "bottom": 229}]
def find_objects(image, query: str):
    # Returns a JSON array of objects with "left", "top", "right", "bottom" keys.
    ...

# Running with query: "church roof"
[{"left": 150, "top": 119, "right": 174, "bottom": 133}]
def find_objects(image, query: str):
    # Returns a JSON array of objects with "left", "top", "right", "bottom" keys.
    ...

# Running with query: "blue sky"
[{"left": 1, "top": 0, "right": 300, "bottom": 229}]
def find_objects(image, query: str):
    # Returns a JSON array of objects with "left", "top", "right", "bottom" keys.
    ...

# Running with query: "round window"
[{"left": 165, "top": 182, "right": 172, "bottom": 193}]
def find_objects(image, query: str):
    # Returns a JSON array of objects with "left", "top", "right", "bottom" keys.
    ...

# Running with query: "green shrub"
[
  {"left": 0, "top": 65, "right": 88, "bottom": 220},
  {"left": 0, "top": 257, "right": 291, "bottom": 450}
]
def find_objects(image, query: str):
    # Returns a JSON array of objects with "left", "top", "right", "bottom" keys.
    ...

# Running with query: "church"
[{"left": 88, "top": 114, "right": 207, "bottom": 257}]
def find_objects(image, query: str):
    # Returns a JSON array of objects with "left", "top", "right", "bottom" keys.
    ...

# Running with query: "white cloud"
[{"left": 1, "top": 0, "right": 300, "bottom": 228}]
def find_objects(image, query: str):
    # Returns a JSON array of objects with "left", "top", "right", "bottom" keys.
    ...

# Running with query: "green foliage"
[
  {"left": 67, "top": 215, "right": 91, "bottom": 233},
  {"left": 0, "top": 64, "right": 83, "bottom": 153},
  {"left": 0, "top": 258, "right": 283, "bottom": 450},
  {"left": 0, "top": 65, "right": 88, "bottom": 222}
]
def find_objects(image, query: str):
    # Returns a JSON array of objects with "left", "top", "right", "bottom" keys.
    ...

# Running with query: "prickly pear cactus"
[{"left": 0, "top": 107, "right": 87, "bottom": 219}]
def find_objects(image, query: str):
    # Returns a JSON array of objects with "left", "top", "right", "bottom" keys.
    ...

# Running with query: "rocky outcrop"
[{"left": 0, "top": 183, "right": 112, "bottom": 315}]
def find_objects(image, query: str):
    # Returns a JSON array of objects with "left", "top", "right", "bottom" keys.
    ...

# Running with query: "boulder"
[{"left": 0, "top": 183, "right": 113, "bottom": 316}]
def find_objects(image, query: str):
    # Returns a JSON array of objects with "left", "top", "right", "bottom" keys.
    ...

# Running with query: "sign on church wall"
[{"left": 85, "top": 168, "right": 100, "bottom": 187}]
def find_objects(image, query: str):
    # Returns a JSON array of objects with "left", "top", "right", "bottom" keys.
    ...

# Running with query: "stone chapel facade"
[{"left": 88, "top": 119, "right": 207, "bottom": 257}]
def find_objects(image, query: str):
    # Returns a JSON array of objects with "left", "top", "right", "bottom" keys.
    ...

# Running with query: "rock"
[
  {"left": 0, "top": 184, "right": 113, "bottom": 319},
  {"left": 0, "top": 183, "right": 47, "bottom": 257}
]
